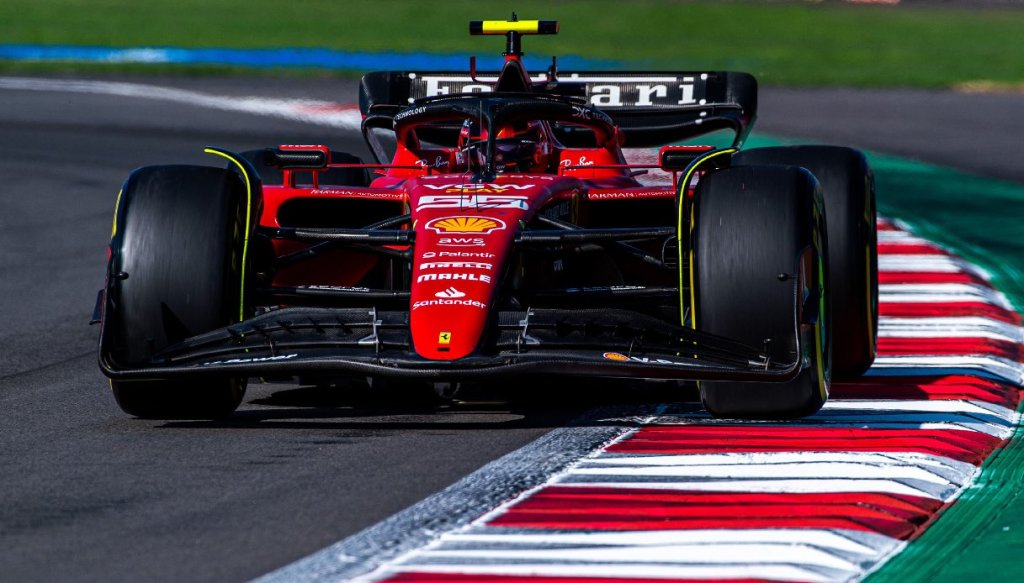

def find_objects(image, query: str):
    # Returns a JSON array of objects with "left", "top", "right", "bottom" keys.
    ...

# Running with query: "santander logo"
[{"left": 435, "top": 287, "right": 466, "bottom": 299}]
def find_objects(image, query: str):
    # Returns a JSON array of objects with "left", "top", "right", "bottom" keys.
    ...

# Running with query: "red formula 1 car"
[{"left": 96, "top": 19, "right": 878, "bottom": 419}]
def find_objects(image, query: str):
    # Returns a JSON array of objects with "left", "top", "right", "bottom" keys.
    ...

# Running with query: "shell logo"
[
  {"left": 425, "top": 216, "right": 507, "bottom": 234},
  {"left": 602, "top": 352, "right": 630, "bottom": 362}
]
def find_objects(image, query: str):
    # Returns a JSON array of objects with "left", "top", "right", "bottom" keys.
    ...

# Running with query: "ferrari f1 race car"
[{"left": 96, "top": 18, "right": 878, "bottom": 420}]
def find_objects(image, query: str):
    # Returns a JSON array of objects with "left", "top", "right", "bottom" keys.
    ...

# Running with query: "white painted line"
[
  {"left": 879, "top": 283, "right": 1013, "bottom": 308},
  {"left": 445, "top": 527, "right": 895, "bottom": 556},
  {"left": 552, "top": 478, "right": 957, "bottom": 500},
  {"left": 871, "top": 355, "right": 1024, "bottom": 387},
  {"left": 585, "top": 452, "right": 976, "bottom": 482},
  {"left": 570, "top": 461, "right": 962, "bottom": 484},
  {"left": 590, "top": 450, "right": 972, "bottom": 466},
  {"left": 416, "top": 543, "right": 864, "bottom": 570},
  {"left": 880, "top": 284, "right": 997, "bottom": 295},
  {"left": 361, "top": 561, "right": 845, "bottom": 582},
  {"left": 879, "top": 294, "right": 1009, "bottom": 306},
  {"left": 879, "top": 329, "right": 1020, "bottom": 342},
  {"left": 0, "top": 76, "right": 363, "bottom": 129},
  {"left": 879, "top": 256, "right": 983, "bottom": 275},
  {"left": 878, "top": 317, "right": 1023, "bottom": 342},
  {"left": 821, "top": 399, "right": 1016, "bottom": 423}
]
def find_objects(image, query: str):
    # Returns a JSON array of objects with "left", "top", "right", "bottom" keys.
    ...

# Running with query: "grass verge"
[{"left": 2, "top": 0, "right": 1024, "bottom": 87}]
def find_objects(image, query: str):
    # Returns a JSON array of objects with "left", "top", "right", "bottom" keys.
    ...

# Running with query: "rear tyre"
[
  {"left": 105, "top": 165, "right": 254, "bottom": 419},
  {"left": 240, "top": 149, "right": 370, "bottom": 187},
  {"left": 691, "top": 165, "right": 830, "bottom": 418},
  {"left": 734, "top": 146, "right": 877, "bottom": 377}
]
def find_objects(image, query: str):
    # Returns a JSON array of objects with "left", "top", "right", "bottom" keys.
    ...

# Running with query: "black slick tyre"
[
  {"left": 690, "top": 165, "right": 830, "bottom": 419},
  {"left": 733, "top": 146, "right": 877, "bottom": 378},
  {"left": 105, "top": 165, "right": 254, "bottom": 419}
]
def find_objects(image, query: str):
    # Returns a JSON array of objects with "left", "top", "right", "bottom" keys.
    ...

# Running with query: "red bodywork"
[
  {"left": 260, "top": 140, "right": 683, "bottom": 361},
  {"left": 251, "top": 40, "right": 738, "bottom": 364},
  {"left": 237, "top": 25, "right": 758, "bottom": 371},
  {"left": 98, "top": 20, "right": 783, "bottom": 389}
]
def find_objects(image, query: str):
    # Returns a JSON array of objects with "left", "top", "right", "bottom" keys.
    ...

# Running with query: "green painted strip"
[
  {"left": 739, "top": 133, "right": 1024, "bottom": 580},
  {"left": 868, "top": 153, "right": 1024, "bottom": 313},
  {"left": 854, "top": 153, "right": 1024, "bottom": 581},
  {"left": 867, "top": 422, "right": 1024, "bottom": 582},
  {"left": 741, "top": 134, "right": 1024, "bottom": 311},
  {"left": 4, "top": 0, "right": 1024, "bottom": 88}
]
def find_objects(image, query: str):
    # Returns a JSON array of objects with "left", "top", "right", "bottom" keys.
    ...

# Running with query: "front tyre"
[
  {"left": 734, "top": 146, "right": 877, "bottom": 378},
  {"left": 105, "top": 165, "right": 255, "bottom": 419},
  {"left": 690, "top": 165, "right": 830, "bottom": 418}
]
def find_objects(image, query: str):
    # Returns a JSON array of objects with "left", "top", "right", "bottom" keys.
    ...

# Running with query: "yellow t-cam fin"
[{"left": 470, "top": 20, "right": 559, "bottom": 35}]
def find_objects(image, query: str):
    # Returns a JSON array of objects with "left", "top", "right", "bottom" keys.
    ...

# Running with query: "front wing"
[{"left": 98, "top": 306, "right": 804, "bottom": 383}]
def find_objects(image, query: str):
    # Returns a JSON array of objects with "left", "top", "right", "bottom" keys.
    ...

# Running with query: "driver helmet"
[{"left": 493, "top": 120, "right": 551, "bottom": 173}]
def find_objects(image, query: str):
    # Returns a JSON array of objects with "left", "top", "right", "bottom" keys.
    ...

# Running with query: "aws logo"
[
  {"left": 425, "top": 216, "right": 506, "bottom": 234},
  {"left": 437, "top": 237, "right": 486, "bottom": 247}
]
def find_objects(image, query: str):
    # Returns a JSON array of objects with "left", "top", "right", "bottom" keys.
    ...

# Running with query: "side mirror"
[
  {"left": 269, "top": 145, "right": 331, "bottom": 169},
  {"left": 659, "top": 145, "right": 716, "bottom": 170}
]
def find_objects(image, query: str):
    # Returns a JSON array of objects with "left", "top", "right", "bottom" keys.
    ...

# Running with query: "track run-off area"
[{"left": 1, "top": 76, "right": 1023, "bottom": 582}]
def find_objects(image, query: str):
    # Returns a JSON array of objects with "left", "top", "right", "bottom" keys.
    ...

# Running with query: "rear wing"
[{"left": 359, "top": 70, "right": 758, "bottom": 148}]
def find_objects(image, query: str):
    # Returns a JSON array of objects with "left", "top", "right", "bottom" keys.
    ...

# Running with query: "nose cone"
[
  {"left": 407, "top": 178, "right": 539, "bottom": 360},
  {"left": 409, "top": 221, "right": 508, "bottom": 360},
  {"left": 407, "top": 182, "right": 532, "bottom": 358}
]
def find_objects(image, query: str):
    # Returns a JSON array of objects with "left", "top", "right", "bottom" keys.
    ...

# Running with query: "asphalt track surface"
[{"left": 1, "top": 75, "right": 1022, "bottom": 583}]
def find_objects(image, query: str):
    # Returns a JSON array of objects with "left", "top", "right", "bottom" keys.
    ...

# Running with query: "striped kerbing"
[{"left": 360, "top": 218, "right": 1022, "bottom": 583}]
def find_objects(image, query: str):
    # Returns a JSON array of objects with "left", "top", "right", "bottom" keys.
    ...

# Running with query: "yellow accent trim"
[
  {"left": 865, "top": 242, "right": 875, "bottom": 348},
  {"left": 203, "top": 148, "right": 253, "bottom": 323},
  {"left": 481, "top": 20, "right": 540, "bottom": 34},
  {"left": 863, "top": 178, "right": 876, "bottom": 351},
  {"left": 814, "top": 318, "right": 826, "bottom": 399},
  {"left": 687, "top": 204, "right": 697, "bottom": 328},
  {"left": 680, "top": 148, "right": 735, "bottom": 394},
  {"left": 110, "top": 189, "right": 123, "bottom": 240},
  {"left": 678, "top": 148, "right": 737, "bottom": 328},
  {"left": 815, "top": 250, "right": 828, "bottom": 400}
]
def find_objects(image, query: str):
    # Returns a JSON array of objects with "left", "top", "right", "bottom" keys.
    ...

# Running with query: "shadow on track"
[{"left": 157, "top": 378, "right": 701, "bottom": 430}]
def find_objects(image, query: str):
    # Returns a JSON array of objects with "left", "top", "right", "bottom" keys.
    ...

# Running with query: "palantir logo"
[{"left": 435, "top": 287, "right": 466, "bottom": 299}]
